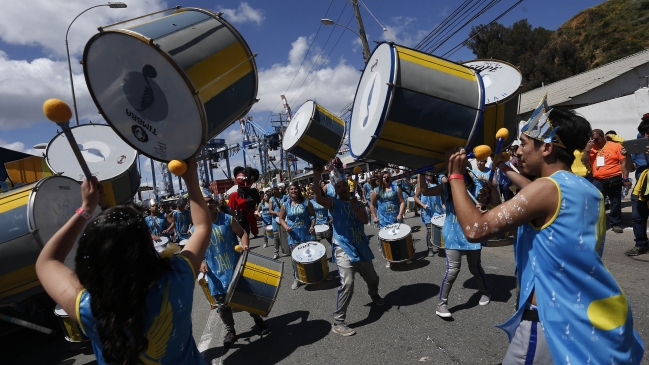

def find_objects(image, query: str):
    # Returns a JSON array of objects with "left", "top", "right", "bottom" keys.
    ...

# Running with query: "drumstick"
[
  {"left": 43, "top": 99, "right": 93, "bottom": 181},
  {"left": 0, "top": 314, "right": 55, "bottom": 335},
  {"left": 488, "top": 128, "right": 510, "bottom": 183}
]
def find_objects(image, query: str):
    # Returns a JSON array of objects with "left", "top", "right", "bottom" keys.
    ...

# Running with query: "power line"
[
  {"left": 415, "top": 0, "right": 475, "bottom": 50},
  {"left": 422, "top": 0, "right": 493, "bottom": 53}
]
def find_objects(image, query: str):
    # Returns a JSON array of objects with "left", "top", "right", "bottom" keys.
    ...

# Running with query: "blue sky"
[{"left": 0, "top": 0, "right": 605, "bottom": 198}]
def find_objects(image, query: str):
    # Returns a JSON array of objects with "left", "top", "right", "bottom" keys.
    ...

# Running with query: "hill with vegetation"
[{"left": 464, "top": 0, "right": 649, "bottom": 92}]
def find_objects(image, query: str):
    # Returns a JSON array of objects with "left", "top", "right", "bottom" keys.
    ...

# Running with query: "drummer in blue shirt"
[{"left": 145, "top": 200, "right": 170, "bottom": 241}]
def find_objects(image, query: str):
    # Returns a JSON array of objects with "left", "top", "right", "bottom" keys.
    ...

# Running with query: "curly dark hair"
[{"left": 75, "top": 205, "right": 170, "bottom": 364}]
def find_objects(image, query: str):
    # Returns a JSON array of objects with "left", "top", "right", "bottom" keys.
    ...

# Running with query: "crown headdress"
[{"left": 520, "top": 94, "right": 566, "bottom": 148}]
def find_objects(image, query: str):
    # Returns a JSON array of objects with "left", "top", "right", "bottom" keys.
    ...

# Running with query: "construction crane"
[{"left": 239, "top": 116, "right": 283, "bottom": 184}]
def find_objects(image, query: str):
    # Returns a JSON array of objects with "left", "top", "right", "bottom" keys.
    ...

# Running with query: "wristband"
[
  {"left": 498, "top": 163, "right": 509, "bottom": 172},
  {"left": 75, "top": 208, "right": 92, "bottom": 220},
  {"left": 623, "top": 178, "right": 631, "bottom": 182},
  {"left": 448, "top": 174, "right": 464, "bottom": 182}
]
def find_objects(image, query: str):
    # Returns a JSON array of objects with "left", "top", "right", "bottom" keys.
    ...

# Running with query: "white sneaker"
[
  {"left": 479, "top": 294, "right": 491, "bottom": 306},
  {"left": 436, "top": 304, "right": 452, "bottom": 318},
  {"left": 385, "top": 261, "right": 391, "bottom": 268}
]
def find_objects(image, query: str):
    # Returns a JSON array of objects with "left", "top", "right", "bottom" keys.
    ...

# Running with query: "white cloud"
[
  {"left": 217, "top": 2, "right": 264, "bottom": 26},
  {"left": 381, "top": 17, "right": 428, "bottom": 48},
  {"left": 0, "top": 138, "right": 39, "bottom": 156}
]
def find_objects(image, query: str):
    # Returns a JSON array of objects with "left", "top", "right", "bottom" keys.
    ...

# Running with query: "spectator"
[{"left": 626, "top": 114, "right": 649, "bottom": 256}]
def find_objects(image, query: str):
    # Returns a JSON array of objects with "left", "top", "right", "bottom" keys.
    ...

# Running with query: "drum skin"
[
  {"left": 292, "top": 242, "right": 328, "bottom": 284},
  {"left": 314, "top": 224, "right": 331, "bottom": 240},
  {"left": 83, "top": 8, "right": 258, "bottom": 162},
  {"left": 265, "top": 225, "right": 275, "bottom": 239},
  {"left": 282, "top": 100, "right": 346, "bottom": 166},
  {"left": 349, "top": 43, "right": 484, "bottom": 170},
  {"left": 379, "top": 224, "right": 414, "bottom": 262},
  {"left": 0, "top": 177, "right": 99, "bottom": 305},
  {"left": 431, "top": 214, "right": 446, "bottom": 250},
  {"left": 225, "top": 251, "right": 283, "bottom": 316}
]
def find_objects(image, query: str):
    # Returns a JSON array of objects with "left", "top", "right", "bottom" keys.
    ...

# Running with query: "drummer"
[
  {"left": 268, "top": 186, "right": 284, "bottom": 259},
  {"left": 169, "top": 197, "right": 192, "bottom": 244},
  {"left": 370, "top": 169, "right": 406, "bottom": 268},
  {"left": 312, "top": 165, "right": 384, "bottom": 337},
  {"left": 257, "top": 191, "right": 274, "bottom": 248},
  {"left": 145, "top": 200, "right": 171, "bottom": 241},
  {"left": 194, "top": 192, "right": 269, "bottom": 347},
  {"left": 414, "top": 172, "right": 445, "bottom": 257},
  {"left": 418, "top": 171, "right": 497, "bottom": 319},
  {"left": 279, "top": 182, "right": 316, "bottom": 290}
]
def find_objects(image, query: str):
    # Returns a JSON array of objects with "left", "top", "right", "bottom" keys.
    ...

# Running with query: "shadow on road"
[
  {"left": 461, "top": 273, "right": 517, "bottom": 304},
  {"left": 205, "top": 310, "right": 330, "bottom": 365}
]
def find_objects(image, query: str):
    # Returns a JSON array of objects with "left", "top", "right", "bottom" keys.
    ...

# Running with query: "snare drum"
[
  {"left": 349, "top": 43, "right": 484, "bottom": 170},
  {"left": 0, "top": 176, "right": 100, "bottom": 305},
  {"left": 463, "top": 60, "right": 521, "bottom": 148},
  {"left": 265, "top": 225, "right": 274, "bottom": 239},
  {"left": 291, "top": 242, "right": 328, "bottom": 284},
  {"left": 407, "top": 197, "right": 415, "bottom": 210},
  {"left": 153, "top": 237, "right": 180, "bottom": 258},
  {"left": 282, "top": 100, "right": 346, "bottom": 166},
  {"left": 314, "top": 224, "right": 331, "bottom": 240},
  {"left": 54, "top": 305, "right": 86, "bottom": 342},
  {"left": 45, "top": 124, "right": 139, "bottom": 207},
  {"left": 83, "top": 8, "right": 258, "bottom": 162},
  {"left": 378, "top": 224, "right": 414, "bottom": 262},
  {"left": 431, "top": 214, "right": 446, "bottom": 249},
  {"left": 276, "top": 217, "right": 290, "bottom": 255},
  {"left": 225, "top": 251, "right": 283, "bottom": 316}
]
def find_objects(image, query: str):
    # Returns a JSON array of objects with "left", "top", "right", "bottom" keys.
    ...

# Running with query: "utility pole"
[{"left": 351, "top": 0, "right": 371, "bottom": 63}]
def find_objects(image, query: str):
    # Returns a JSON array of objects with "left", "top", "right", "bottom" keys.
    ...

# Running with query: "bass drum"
[
  {"left": 349, "top": 43, "right": 484, "bottom": 170},
  {"left": 0, "top": 176, "right": 100, "bottom": 305},
  {"left": 45, "top": 124, "right": 139, "bottom": 207},
  {"left": 83, "top": 7, "right": 258, "bottom": 162},
  {"left": 282, "top": 100, "right": 346, "bottom": 167},
  {"left": 462, "top": 60, "right": 521, "bottom": 149}
]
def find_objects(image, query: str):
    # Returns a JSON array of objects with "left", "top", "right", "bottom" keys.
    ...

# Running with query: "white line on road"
[{"left": 198, "top": 309, "right": 219, "bottom": 353}]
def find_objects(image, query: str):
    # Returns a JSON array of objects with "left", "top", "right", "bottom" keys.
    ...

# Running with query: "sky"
[{"left": 0, "top": 0, "right": 606, "bottom": 200}]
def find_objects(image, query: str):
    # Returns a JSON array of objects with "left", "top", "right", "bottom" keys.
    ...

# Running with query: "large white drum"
[
  {"left": 46, "top": 124, "right": 139, "bottom": 207},
  {"left": 0, "top": 176, "right": 100, "bottom": 305},
  {"left": 83, "top": 7, "right": 258, "bottom": 162},
  {"left": 462, "top": 60, "right": 522, "bottom": 148}
]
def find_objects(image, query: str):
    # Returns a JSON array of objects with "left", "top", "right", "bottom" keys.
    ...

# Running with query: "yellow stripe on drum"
[
  {"left": 0, "top": 188, "right": 30, "bottom": 214},
  {"left": 0, "top": 265, "right": 40, "bottom": 300},
  {"left": 376, "top": 120, "right": 464, "bottom": 159},
  {"left": 395, "top": 46, "right": 476, "bottom": 82},
  {"left": 242, "top": 262, "right": 281, "bottom": 287},
  {"left": 295, "top": 139, "right": 333, "bottom": 163},
  {"left": 186, "top": 41, "right": 253, "bottom": 104},
  {"left": 482, "top": 103, "right": 506, "bottom": 149},
  {"left": 315, "top": 105, "right": 345, "bottom": 127},
  {"left": 297, "top": 262, "right": 307, "bottom": 281},
  {"left": 228, "top": 302, "right": 267, "bottom": 316},
  {"left": 100, "top": 181, "right": 117, "bottom": 208},
  {"left": 302, "top": 134, "right": 337, "bottom": 160}
]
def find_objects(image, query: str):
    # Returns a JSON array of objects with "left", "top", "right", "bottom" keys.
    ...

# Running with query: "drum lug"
[{"left": 215, "top": 11, "right": 223, "bottom": 17}]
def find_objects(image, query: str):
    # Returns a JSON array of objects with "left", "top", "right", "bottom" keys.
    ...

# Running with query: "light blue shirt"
[{"left": 331, "top": 198, "right": 374, "bottom": 262}]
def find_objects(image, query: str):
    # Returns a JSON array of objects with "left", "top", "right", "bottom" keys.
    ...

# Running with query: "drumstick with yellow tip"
[
  {"left": 234, "top": 245, "right": 243, "bottom": 253},
  {"left": 488, "top": 128, "right": 510, "bottom": 183},
  {"left": 42, "top": 98, "right": 93, "bottom": 181},
  {"left": 168, "top": 160, "right": 187, "bottom": 176}
]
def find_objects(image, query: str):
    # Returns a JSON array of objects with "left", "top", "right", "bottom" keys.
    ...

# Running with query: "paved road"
[{"left": 5, "top": 202, "right": 649, "bottom": 365}]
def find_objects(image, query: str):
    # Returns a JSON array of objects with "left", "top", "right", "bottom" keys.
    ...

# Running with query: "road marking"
[{"left": 198, "top": 309, "right": 219, "bottom": 353}]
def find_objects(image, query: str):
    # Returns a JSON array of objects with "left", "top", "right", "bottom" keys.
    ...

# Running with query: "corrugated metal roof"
[{"left": 520, "top": 49, "right": 649, "bottom": 113}]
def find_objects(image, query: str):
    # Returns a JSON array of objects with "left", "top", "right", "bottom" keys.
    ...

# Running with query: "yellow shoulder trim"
[
  {"left": 177, "top": 255, "right": 196, "bottom": 284},
  {"left": 529, "top": 177, "right": 561, "bottom": 230},
  {"left": 75, "top": 289, "right": 87, "bottom": 334}
]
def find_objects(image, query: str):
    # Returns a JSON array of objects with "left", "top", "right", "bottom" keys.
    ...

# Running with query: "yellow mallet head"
[
  {"left": 496, "top": 128, "right": 509, "bottom": 140},
  {"left": 234, "top": 245, "right": 243, "bottom": 253},
  {"left": 353, "top": 166, "right": 362, "bottom": 175},
  {"left": 43, "top": 98, "right": 72, "bottom": 123},
  {"left": 500, "top": 151, "right": 511, "bottom": 162},
  {"left": 473, "top": 145, "right": 492, "bottom": 160},
  {"left": 168, "top": 160, "right": 187, "bottom": 176}
]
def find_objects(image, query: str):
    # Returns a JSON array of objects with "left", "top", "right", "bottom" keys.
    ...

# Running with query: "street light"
[
  {"left": 66, "top": 2, "right": 127, "bottom": 126},
  {"left": 321, "top": 18, "right": 371, "bottom": 63}
]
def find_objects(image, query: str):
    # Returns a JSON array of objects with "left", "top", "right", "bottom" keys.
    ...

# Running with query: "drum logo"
[
  {"left": 131, "top": 125, "right": 149, "bottom": 143},
  {"left": 117, "top": 155, "right": 127, "bottom": 165},
  {"left": 370, "top": 58, "right": 378, "bottom": 72},
  {"left": 122, "top": 65, "right": 168, "bottom": 122}
]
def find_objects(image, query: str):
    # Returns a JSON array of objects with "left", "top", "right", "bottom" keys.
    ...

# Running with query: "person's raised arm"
[
  {"left": 178, "top": 158, "right": 212, "bottom": 277},
  {"left": 497, "top": 161, "right": 532, "bottom": 190},
  {"left": 312, "top": 166, "right": 333, "bottom": 209},
  {"left": 581, "top": 139, "right": 593, "bottom": 166},
  {"left": 36, "top": 177, "right": 103, "bottom": 320},
  {"left": 418, "top": 173, "right": 444, "bottom": 196}
]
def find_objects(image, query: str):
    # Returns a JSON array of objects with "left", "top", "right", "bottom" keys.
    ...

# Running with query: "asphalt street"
[{"left": 4, "top": 200, "right": 649, "bottom": 365}]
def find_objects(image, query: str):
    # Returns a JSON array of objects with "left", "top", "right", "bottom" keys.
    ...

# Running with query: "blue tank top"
[
  {"left": 146, "top": 213, "right": 170, "bottom": 237},
  {"left": 311, "top": 198, "right": 330, "bottom": 225},
  {"left": 190, "top": 213, "right": 240, "bottom": 296},
  {"left": 419, "top": 182, "right": 444, "bottom": 223},
  {"left": 173, "top": 209, "right": 191, "bottom": 240},
  {"left": 77, "top": 256, "right": 206, "bottom": 365},
  {"left": 374, "top": 183, "right": 399, "bottom": 227},
  {"left": 285, "top": 199, "right": 315, "bottom": 246},
  {"left": 331, "top": 198, "right": 374, "bottom": 262},
  {"left": 441, "top": 183, "right": 483, "bottom": 251},
  {"left": 363, "top": 182, "right": 372, "bottom": 201},
  {"left": 507, "top": 171, "right": 644, "bottom": 363},
  {"left": 260, "top": 201, "right": 272, "bottom": 225}
]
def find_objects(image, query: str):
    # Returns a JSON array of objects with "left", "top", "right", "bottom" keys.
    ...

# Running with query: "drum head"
[
  {"left": 282, "top": 100, "right": 315, "bottom": 150},
  {"left": 463, "top": 60, "right": 521, "bottom": 105},
  {"left": 314, "top": 224, "right": 329, "bottom": 234},
  {"left": 84, "top": 32, "right": 203, "bottom": 161},
  {"left": 266, "top": 225, "right": 273, "bottom": 230},
  {"left": 349, "top": 43, "right": 395, "bottom": 159},
  {"left": 431, "top": 214, "right": 446, "bottom": 228},
  {"left": 291, "top": 241, "right": 326, "bottom": 262},
  {"left": 46, "top": 124, "right": 137, "bottom": 182},
  {"left": 378, "top": 223, "right": 412, "bottom": 240}
]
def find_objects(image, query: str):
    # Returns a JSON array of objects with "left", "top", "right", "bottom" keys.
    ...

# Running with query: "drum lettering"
[{"left": 126, "top": 109, "right": 158, "bottom": 136}]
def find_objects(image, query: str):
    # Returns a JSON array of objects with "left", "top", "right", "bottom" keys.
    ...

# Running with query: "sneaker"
[
  {"left": 611, "top": 225, "right": 624, "bottom": 233},
  {"left": 291, "top": 279, "right": 301, "bottom": 290},
  {"left": 371, "top": 295, "right": 385, "bottom": 306},
  {"left": 385, "top": 261, "right": 391, "bottom": 268},
  {"left": 479, "top": 293, "right": 491, "bottom": 306},
  {"left": 625, "top": 246, "right": 649, "bottom": 256},
  {"left": 436, "top": 304, "right": 452, "bottom": 318},
  {"left": 427, "top": 249, "right": 435, "bottom": 257},
  {"left": 331, "top": 322, "right": 356, "bottom": 336},
  {"left": 254, "top": 317, "right": 269, "bottom": 335},
  {"left": 272, "top": 253, "right": 279, "bottom": 260},
  {"left": 263, "top": 243, "right": 268, "bottom": 248},
  {"left": 223, "top": 330, "right": 236, "bottom": 347}
]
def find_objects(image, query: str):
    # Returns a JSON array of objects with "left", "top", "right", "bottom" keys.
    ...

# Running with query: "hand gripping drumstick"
[
  {"left": 488, "top": 128, "right": 510, "bottom": 183},
  {"left": 43, "top": 99, "right": 93, "bottom": 181},
  {"left": 390, "top": 145, "right": 492, "bottom": 180}
]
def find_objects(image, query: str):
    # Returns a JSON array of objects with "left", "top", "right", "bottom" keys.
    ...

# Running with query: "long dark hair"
[
  {"left": 75, "top": 205, "right": 170, "bottom": 364},
  {"left": 289, "top": 181, "right": 305, "bottom": 203}
]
